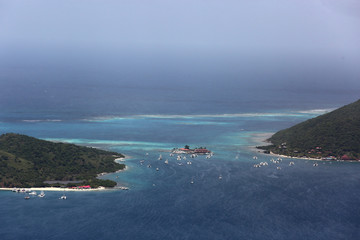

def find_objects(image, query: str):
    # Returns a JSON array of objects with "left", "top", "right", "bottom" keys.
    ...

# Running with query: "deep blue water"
[{"left": 1, "top": 88, "right": 360, "bottom": 240}]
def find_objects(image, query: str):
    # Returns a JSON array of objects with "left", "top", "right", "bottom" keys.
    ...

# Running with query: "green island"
[
  {"left": 257, "top": 99, "right": 360, "bottom": 160},
  {"left": 0, "top": 133, "right": 125, "bottom": 188}
]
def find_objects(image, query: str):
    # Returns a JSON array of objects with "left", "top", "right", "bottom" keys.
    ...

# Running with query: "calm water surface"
[{"left": 1, "top": 108, "right": 360, "bottom": 240}]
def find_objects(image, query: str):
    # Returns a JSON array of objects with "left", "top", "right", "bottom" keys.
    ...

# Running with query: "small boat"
[
  {"left": 313, "top": 163, "right": 319, "bottom": 167},
  {"left": 158, "top": 154, "right": 162, "bottom": 160},
  {"left": 12, "top": 188, "right": 18, "bottom": 192},
  {"left": 164, "top": 159, "right": 169, "bottom": 164},
  {"left": 218, "top": 175, "right": 222, "bottom": 180},
  {"left": 38, "top": 191, "right": 45, "bottom": 198},
  {"left": 277, "top": 167, "right": 281, "bottom": 170},
  {"left": 29, "top": 191, "right": 37, "bottom": 195},
  {"left": 24, "top": 196, "right": 30, "bottom": 200},
  {"left": 156, "top": 168, "right": 159, "bottom": 171},
  {"left": 190, "top": 178, "right": 194, "bottom": 184},
  {"left": 59, "top": 194, "right": 67, "bottom": 200}
]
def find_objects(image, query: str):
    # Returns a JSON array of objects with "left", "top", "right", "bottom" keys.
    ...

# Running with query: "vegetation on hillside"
[
  {"left": 257, "top": 99, "right": 360, "bottom": 160},
  {"left": 0, "top": 133, "right": 125, "bottom": 188}
]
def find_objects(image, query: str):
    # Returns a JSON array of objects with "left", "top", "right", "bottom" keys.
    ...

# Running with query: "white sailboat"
[
  {"left": 60, "top": 195, "right": 67, "bottom": 200},
  {"left": 38, "top": 191, "right": 45, "bottom": 198},
  {"left": 59, "top": 193, "right": 67, "bottom": 200}
]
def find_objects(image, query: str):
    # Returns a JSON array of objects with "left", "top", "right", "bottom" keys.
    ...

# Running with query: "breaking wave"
[{"left": 82, "top": 109, "right": 330, "bottom": 122}]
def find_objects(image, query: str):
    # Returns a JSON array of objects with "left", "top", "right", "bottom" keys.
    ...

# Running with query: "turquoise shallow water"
[{"left": 1, "top": 111, "right": 360, "bottom": 239}]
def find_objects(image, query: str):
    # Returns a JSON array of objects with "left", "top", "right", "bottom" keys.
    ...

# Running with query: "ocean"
[{"left": 0, "top": 83, "right": 360, "bottom": 240}]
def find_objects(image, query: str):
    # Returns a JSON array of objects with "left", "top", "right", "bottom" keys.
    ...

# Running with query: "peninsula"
[
  {"left": 257, "top": 99, "right": 360, "bottom": 161},
  {"left": 0, "top": 133, "right": 125, "bottom": 188}
]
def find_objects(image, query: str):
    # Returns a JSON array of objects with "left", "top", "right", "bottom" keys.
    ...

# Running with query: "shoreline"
[
  {"left": 114, "top": 154, "right": 132, "bottom": 163},
  {"left": 97, "top": 154, "right": 131, "bottom": 177},
  {"left": 250, "top": 132, "right": 360, "bottom": 162},
  {"left": 0, "top": 187, "right": 110, "bottom": 192},
  {"left": 263, "top": 151, "right": 360, "bottom": 162},
  {"left": 0, "top": 186, "right": 129, "bottom": 192},
  {"left": 1, "top": 155, "right": 133, "bottom": 192}
]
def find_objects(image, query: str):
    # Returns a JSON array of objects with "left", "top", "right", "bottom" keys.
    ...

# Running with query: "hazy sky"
[
  {"left": 1, "top": 0, "right": 360, "bottom": 53},
  {"left": 1, "top": 0, "right": 360, "bottom": 93}
]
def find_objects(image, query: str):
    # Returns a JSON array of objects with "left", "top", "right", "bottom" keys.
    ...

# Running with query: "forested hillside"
[
  {"left": 258, "top": 99, "right": 360, "bottom": 160},
  {"left": 0, "top": 133, "right": 125, "bottom": 187}
]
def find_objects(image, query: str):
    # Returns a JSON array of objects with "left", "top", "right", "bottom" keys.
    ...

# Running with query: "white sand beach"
[
  {"left": 250, "top": 132, "right": 360, "bottom": 162},
  {"left": 0, "top": 187, "right": 105, "bottom": 192},
  {"left": 0, "top": 186, "right": 129, "bottom": 192}
]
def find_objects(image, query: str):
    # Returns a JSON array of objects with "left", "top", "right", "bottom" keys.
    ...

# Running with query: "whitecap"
[
  {"left": 82, "top": 111, "right": 321, "bottom": 122},
  {"left": 22, "top": 119, "right": 62, "bottom": 123},
  {"left": 294, "top": 108, "right": 334, "bottom": 115}
]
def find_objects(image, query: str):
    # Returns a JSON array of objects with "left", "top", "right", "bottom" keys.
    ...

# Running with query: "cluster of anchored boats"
[
  {"left": 12, "top": 188, "right": 66, "bottom": 200},
  {"left": 140, "top": 149, "right": 222, "bottom": 184},
  {"left": 253, "top": 155, "right": 321, "bottom": 170},
  {"left": 141, "top": 149, "right": 214, "bottom": 169}
]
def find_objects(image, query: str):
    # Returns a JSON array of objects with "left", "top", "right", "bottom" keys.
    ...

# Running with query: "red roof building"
[
  {"left": 179, "top": 148, "right": 191, "bottom": 151},
  {"left": 341, "top": 155, "right": 352, "bottom": 160},
  {"left": 194, "top": 149, "right": 211, "bottom": 154}
]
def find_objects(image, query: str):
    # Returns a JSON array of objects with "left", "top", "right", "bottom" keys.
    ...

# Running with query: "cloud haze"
[
  {"left": 1, "top": 0, "right": 359, "bottom": 53},
  {"left": 0, "top": 0, "right": 359, "bottom": 112}
]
